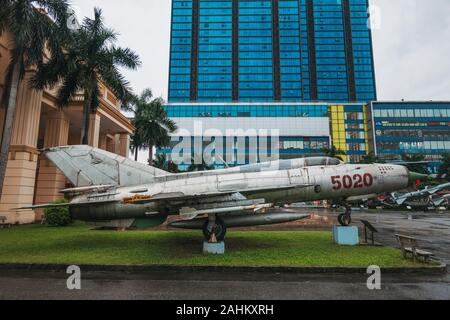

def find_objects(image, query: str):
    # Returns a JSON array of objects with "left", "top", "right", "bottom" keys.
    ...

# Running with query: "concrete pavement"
[{"left": 353, "top": 211, "right": 450, "bottom": 267}]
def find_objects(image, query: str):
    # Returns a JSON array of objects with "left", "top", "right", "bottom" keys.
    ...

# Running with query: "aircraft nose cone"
[{"left": 408, "top": 171, "right": 429, "bottom": 184}]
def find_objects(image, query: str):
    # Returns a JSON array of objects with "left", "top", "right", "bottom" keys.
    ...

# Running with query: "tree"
[
  {"left": 439, "top": 154, "right": 450, "bottom": 180},
  {"left": 132, "top": 89, "right": 177, "bottom": 165},
  {"left": 321, "top": 146, "right": 346, "bottom": 161},
  {"left": 152, "top": 153, "right": 180, "bottom": 173},
  {"left": 33, "top": 8, "right": 141, "bottom": 145},
  {"left": 152, "top": 153, "right": 168, "bottom": 170},
  {"left": 401, "top": 154, "right": 429, "bottom": 174},
  {"left": 130, "top": 131, "right": 147, "bottom": 162},
  {"left": 361, "top": 152, "right": 384, "bottom": 164},
  {"left": 0, "top": 0, "right": 69, "bottom": 198},
  {"left": 187, "top": 155, "right": 215, "bottom": 172}
]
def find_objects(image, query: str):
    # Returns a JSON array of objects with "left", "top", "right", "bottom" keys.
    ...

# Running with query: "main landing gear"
[
  {"left": 202, "top": 215, "right": 227, "bottom": 242},
  {"left": 337, "top": 205, "right": 352, "bottom": 226}
]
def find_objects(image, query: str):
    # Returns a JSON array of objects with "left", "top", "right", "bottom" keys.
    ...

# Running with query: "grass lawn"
[{"left": 0, "top": 223, "right": 431, "bottom": 268}]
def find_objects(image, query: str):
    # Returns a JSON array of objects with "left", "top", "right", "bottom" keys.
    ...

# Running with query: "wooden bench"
[
  {"left": 0, "top": 216, "right": 12, "bottom": 229},
  {"left": 395, "top": 234, "right": 434, "bottom": 262}
]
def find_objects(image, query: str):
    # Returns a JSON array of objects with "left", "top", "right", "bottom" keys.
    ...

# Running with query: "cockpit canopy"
[{"left": 303, "top": 157, "right": 343, "bottom": 167}]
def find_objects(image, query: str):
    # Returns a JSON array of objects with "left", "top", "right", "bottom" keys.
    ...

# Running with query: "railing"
[{"left": 65, "top": 88, "right": 120, "bottom": 110}]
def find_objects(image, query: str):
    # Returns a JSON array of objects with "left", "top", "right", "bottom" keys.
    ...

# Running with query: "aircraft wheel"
[
  {"left": 338, "top": 214, "right": 352, "bottom": 226},
  {"left": 202, "top": 218, "right": 227, "bottom": 242}
]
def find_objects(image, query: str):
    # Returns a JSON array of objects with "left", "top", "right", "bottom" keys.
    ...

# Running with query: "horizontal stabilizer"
[{"left": 13, "top": 199, "right": 118, "bottom": 211}]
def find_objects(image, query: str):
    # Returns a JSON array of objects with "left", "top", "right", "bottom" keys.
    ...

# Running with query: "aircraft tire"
[
  {"left": 338, "top": 214, "right": 352, "bottom": 226},
  {"left": 202, "top": 218, "right": 227, "bottom": 242}
]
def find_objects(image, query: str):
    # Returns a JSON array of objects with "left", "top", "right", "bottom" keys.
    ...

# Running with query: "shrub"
[{"left": 44, "top": 199, "right": 72, "bottom": 227}]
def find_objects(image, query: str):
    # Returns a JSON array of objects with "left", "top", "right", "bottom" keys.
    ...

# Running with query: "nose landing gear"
[
  {"left": 337, "top": 205, "right": 352, "bottom": 226},
  {"left": 202, "top": 216, "right": 227, "bottom": 242}
]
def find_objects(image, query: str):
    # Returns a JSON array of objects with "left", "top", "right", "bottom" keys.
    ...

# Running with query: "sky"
[{"left": 69, "top": 0, "right": 450, "bottom": 102}]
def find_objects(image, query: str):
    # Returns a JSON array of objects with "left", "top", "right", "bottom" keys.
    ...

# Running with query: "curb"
[{"left": 0, "top": 263, "right": 446, "bottom": 275}]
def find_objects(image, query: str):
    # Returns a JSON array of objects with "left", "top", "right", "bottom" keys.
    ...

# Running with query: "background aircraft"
[
  {"left": 390, "top": 182, "right": 450, "bottom": 209},
  {"left": 20, "top": 146, "right": 423, "bottom": 241}
]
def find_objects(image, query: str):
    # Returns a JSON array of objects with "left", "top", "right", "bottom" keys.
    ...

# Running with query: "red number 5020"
[{"left": 331, "top": 174, "right": 373, "bottom": 190}]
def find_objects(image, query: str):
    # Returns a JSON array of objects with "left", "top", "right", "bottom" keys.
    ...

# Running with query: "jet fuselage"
[{"left": 70, "top": 163, "right": 410, "bottom": 221}]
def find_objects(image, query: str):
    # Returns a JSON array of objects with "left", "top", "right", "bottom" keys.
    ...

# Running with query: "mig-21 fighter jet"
[{"left": 18, "top": 145, "right": 426, "bottom": 241}]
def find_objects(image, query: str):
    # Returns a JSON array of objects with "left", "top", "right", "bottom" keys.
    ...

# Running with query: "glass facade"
[
  {"left": 166, "top": 1, "right": 377, "bottom": 169},
  {"left": 168, "top": 0, "right": 377, "bottom": 103},
  {"left": 198, "top": 0, "right": 233, "bottom": 101},
  {"left": 169, "top": 0, "right": 193, "bottom": 101},
  {"left": 165, "top": 103, "right": 329, "bottom": 117},
  {"left": 160, "top": 102, "right": 371, "bottom": 167},
  {"left": 160, "top": 135, "right": 330, "bottom": 170},
  {"left": 239, "top": 0, "right": 274, "bottom": 101},
  {"left": 370, "top": 102, "right": 450, "bottom": 173},
  {"left": 330, "top": 104, "right": 369, "bottom": 163}
]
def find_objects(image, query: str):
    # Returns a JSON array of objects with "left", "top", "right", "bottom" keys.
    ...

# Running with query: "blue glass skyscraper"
[
  {"left": 165, "top": 0, "right": 378, "bottom": 168},
  {"left": 168, "top": 0, "right": 377, "bottom": 103}
]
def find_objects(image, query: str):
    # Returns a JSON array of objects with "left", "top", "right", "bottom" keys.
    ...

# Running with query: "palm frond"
[
  {"left": 30, "top": 51, "right": 67, "bottom": 90},
  {"left": 140, "top": 88, "right": 153, "bottom": 102},
  {"left": 108, "top": 46, "right": 141, "bottom": 70},
  {"left": 97, "top": 63, "right": 133, "bottom": 102},
  {"left": 83, "top": 7, "right": 104, "bottom": 34},
  {"left": 35, "top": 0, "right": 70, "bottom": 26},
  {"left": 56, "top": 70, "right": 81, "bottom": 107},
  {"left": 0, "top": 1, "right": 13, "bottom": 36}
]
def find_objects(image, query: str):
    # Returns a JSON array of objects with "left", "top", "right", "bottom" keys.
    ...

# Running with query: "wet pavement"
[
  {"left": 0, "top": 269, "right": 448, "bottom": 300},
  {"left": 341, "top": 210, "right": 450, "bottom": 267}
]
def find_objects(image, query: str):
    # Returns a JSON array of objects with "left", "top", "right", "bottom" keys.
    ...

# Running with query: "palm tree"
[
  {"left": 130, "top": 131, "right": 147, "bottom": 162},
  {"left": 321, "top": 146, "right": 346, "bottom": 161},
  {"left": 132, "top": 89, "right": 177, "bottom": 165},
  {"left": 33, "top": 8, "right": 141, "bottom": 145},
  {"left": 0, "top": 0, "right": 69, "bottom": 198}
]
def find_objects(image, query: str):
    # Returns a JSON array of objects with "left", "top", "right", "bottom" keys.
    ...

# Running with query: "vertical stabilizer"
[{"left": 44, "top": 145, "right": 170, "bottom": 187}]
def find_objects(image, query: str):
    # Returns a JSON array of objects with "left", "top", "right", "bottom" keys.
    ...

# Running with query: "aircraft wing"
[
  {"left": 394, "top": 193, "right": 429, "bottom": 205},
  {"left": 15, "top": 184, "right": 312, "bottom": 212},
  {"left": 122, "top": 184, "right": 313, "bottom": 205},
  {"left": 428, "top": 183, "right": 450, "bottom": 194}
]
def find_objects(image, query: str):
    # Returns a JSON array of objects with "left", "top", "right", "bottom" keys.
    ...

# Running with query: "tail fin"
[{"left": 44, "top": 145, "right": 170, "bottom": 187}]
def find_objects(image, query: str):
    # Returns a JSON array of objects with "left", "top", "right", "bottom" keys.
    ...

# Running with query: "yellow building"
[{"left": 0, "top": 32, "right": 134, "bottom": 224}]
